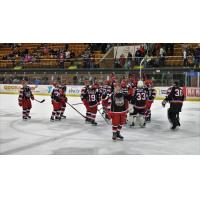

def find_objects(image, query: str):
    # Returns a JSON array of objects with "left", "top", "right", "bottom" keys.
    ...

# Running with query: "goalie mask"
[{"left": 137, "top": 80, "right": 144, "bottom": 88}]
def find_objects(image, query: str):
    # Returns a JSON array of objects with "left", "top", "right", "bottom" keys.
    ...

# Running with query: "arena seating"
[
  {"left": 0, "top": 43, "right": 199, "bottom": 68},
  {"left": 165, "top": 43, "right": 199, "bottom": 66}
]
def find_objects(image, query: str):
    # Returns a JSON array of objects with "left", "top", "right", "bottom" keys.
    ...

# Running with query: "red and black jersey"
[
  {"left": 98, "top": 85, "right": 104, "bottom": 98},
  {"left": 103, "top": 84, "right": 112, "bottom": 94},
  {"left": 127, "top": 82, "right": 137, "bottom": 96},
  {"left": 121, "top": 86, "right": 128, "bottom": 95},
  {"left": 130, "top": 88, "right": 148, "bottom": 109},
  {"left": 59, "top": 85, "right": 68, "bottom": 103},
  {"left": 80, "top": 85, "right": 88, "bottom": 101},
  {"left": 85, "top": 88, "right": 100, "bottom": 107},
  {"left": 102, "top": 84, "right": 112, "bottom": 100},
  {"left": 145, "top": 86, "right": 156, "bottom": 101},
  {"left": 164, "top": 86, "right": 184, "bottom": 112},
  {"left": 110, "top": 92, "right": 130, "bottom": 113},
  {"left": 18, "top": 86, "right": 34, "bottom": 103},
  {"left": 166, "top": 86, "right": 173, "bottom": 96},
  {"left": 165, "top": 86, "right": 184, "bottom": 103},
  {"left": 51, "top": 87, "right": 61, "bottom": 103}
]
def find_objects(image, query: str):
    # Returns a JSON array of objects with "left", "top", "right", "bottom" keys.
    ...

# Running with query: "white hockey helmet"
[{"left": 137, "top": 80, "right": 144, "bottom": 88}]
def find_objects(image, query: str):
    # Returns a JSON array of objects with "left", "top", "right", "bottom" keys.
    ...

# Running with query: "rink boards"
[{"left": 0, "top": 84, "right": 199, "bottom": 101}]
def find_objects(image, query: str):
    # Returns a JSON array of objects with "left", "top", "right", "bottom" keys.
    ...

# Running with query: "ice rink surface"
[{"left": 0, "top": 94, "right": 199, "bottom": 155}]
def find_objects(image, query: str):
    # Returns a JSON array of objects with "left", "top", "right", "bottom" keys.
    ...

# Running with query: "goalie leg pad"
[{"left": 138, "top": 114, "right": 145, "bottom": 127}]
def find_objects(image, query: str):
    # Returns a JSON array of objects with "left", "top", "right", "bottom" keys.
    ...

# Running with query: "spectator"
[
  {"left": 159, "top": 47, "right": 165, "bottom": 66},
  {"left": 140, "top": 45, "right": 145, "bottom": 56},
  {"left": 82, "top": 50, "right": 90, "bottom": 68},
  {"left": 153, "top": 56, "right": 160, "bottom": 67},
  {"left": 24, "top": 48, "right": 29, "bottom": 55},
  {"left": 43, "top": 46, "right": 49, "bottom": 55},
  {"left": 78, "top": 76, "right": 84, "bottom": 85},
  {"left": 127, "top": 52, "right": 132, "bottom": 69},
  {"left": 143, "top": 43, "right": 148, "bottom": 54},
  {"left": 89, "top": 53, "right": 95, "bottom": 69},
  {"left": 33, "top": 78, "right": 41, "bottom": 85},
  {"left": 194, "top": 47, "right": 200, "bottom": 68},
  {"left": 155, "top": 43, "right": 161, "bottom": 56},
  {"left": 119, "top": 54, "right": 126, "bottom": 68},
  {"left": 65, "top": 49, "right": 71, "bottom": 59},
  {"left": 64, "top": 44, "right": 69, "bottom": 50},
  {"left": 106, "top": 43, "right": 112, "bottom": 52},
  {"left": 70, "top": 51, "right": 75, "bottom": 58},
  {"left": 183, "top": 48, "right": 188, "bottom": 67},
  {"left": 135, "top": 48, "right": 141, "bottom": 65},
  {"left": 59, "top": 51, "right": 65, "bottom": 68},
  {"left": 164, "top": 43, "right": 169, "bottom": 55},
  {"left": 144, "top": 54, "right": 154, "bottom": 68}
]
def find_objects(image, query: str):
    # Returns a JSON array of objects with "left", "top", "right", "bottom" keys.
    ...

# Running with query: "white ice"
[{"left": 0, "top": 94, "right": 200, "bottom": 155}]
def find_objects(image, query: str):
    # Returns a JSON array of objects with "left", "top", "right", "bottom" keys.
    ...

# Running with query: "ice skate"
[
  {"left": 116, "top": 131, "right": 124, "bottom": 140},
  {"left": 112, "top": 132, "right": 117, "bottom": 141},
  {"left": 91, "top": 120, "right": 97, "bottom": 126},
  {"left": 23, "top": 117, "right": 28, "bottom": 121},
  {"left": 55, "top": 117, "right": 61, "bottom": 121},
  {"left": 85, "top": 118, "right": 91, "bottom": 123},
  {"left": 60, "top": 114, "right": 66, "bottom": 119},
  {"left": 171, "top": 125, "right": 177, "bottom": 130},
  {"left": 50, "top": 117, "right": 55, "bottom": 122}
]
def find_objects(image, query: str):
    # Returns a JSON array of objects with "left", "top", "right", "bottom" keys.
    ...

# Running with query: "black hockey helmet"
[{"left": 173, "top": 81, "right": 179, "bottom": 86}]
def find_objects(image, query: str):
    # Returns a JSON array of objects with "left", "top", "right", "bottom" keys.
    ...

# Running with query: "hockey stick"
[
  {"left": 97, "top": 109, "right": 110, "bottom": 125},
  {"left": 72, "top": 102, "right": 83, "bottom": 106},
  {"left": 67, "top": 102, "right": 86, "bottom": 119},
  {"left": 35, "top": 99, "right": 45, "bottom": 103}
]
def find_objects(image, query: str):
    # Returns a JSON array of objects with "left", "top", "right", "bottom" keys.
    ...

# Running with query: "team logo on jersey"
[
  {"left": 24, "top": 90, "right": 31, "bottom": 98},
  {"left": 114, "top": 96, "right": 124, "bottom": 106}
]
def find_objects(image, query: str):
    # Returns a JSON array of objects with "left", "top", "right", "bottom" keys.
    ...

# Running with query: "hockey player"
[
  {"left": 121, "top": 79, "right": 128, "bottom": 95},
  {"left": 127, "top": 74, "right": 138, "bottom": 96},
  {"left": 129, "top": 80, "right": 148, "bottom": 127},
  {"left": 81, "top": 80, "right": 90, "bottom": 123},
  {"left": 59, "top": 84, "right": 68, "bottom": 119},
  {"left": 84, "top": 84, "right": 100, "bottom": 125},
  {"left": 50, "top": 82, "right": 62, "bottom": 122},
  {"left": 162, "top": 81, "right": 184, "bottom": 129},
  {"left": 127, "top": 79, "right": 137, "bottom": 97},
  {"left": 144, "top": 80, "right": 156, "bottom": 121},
  {"left": 109, "top": 84, "right": 130, "bottom": 141},
  {"left": 93, "top": 81, "right": 102, "bottom": 100},
  {"left": 101, "top": 80, "right": 112, "bottom": 119},
  {"left": 18, "top": 80, "right": 34, "bottom": 120}
]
